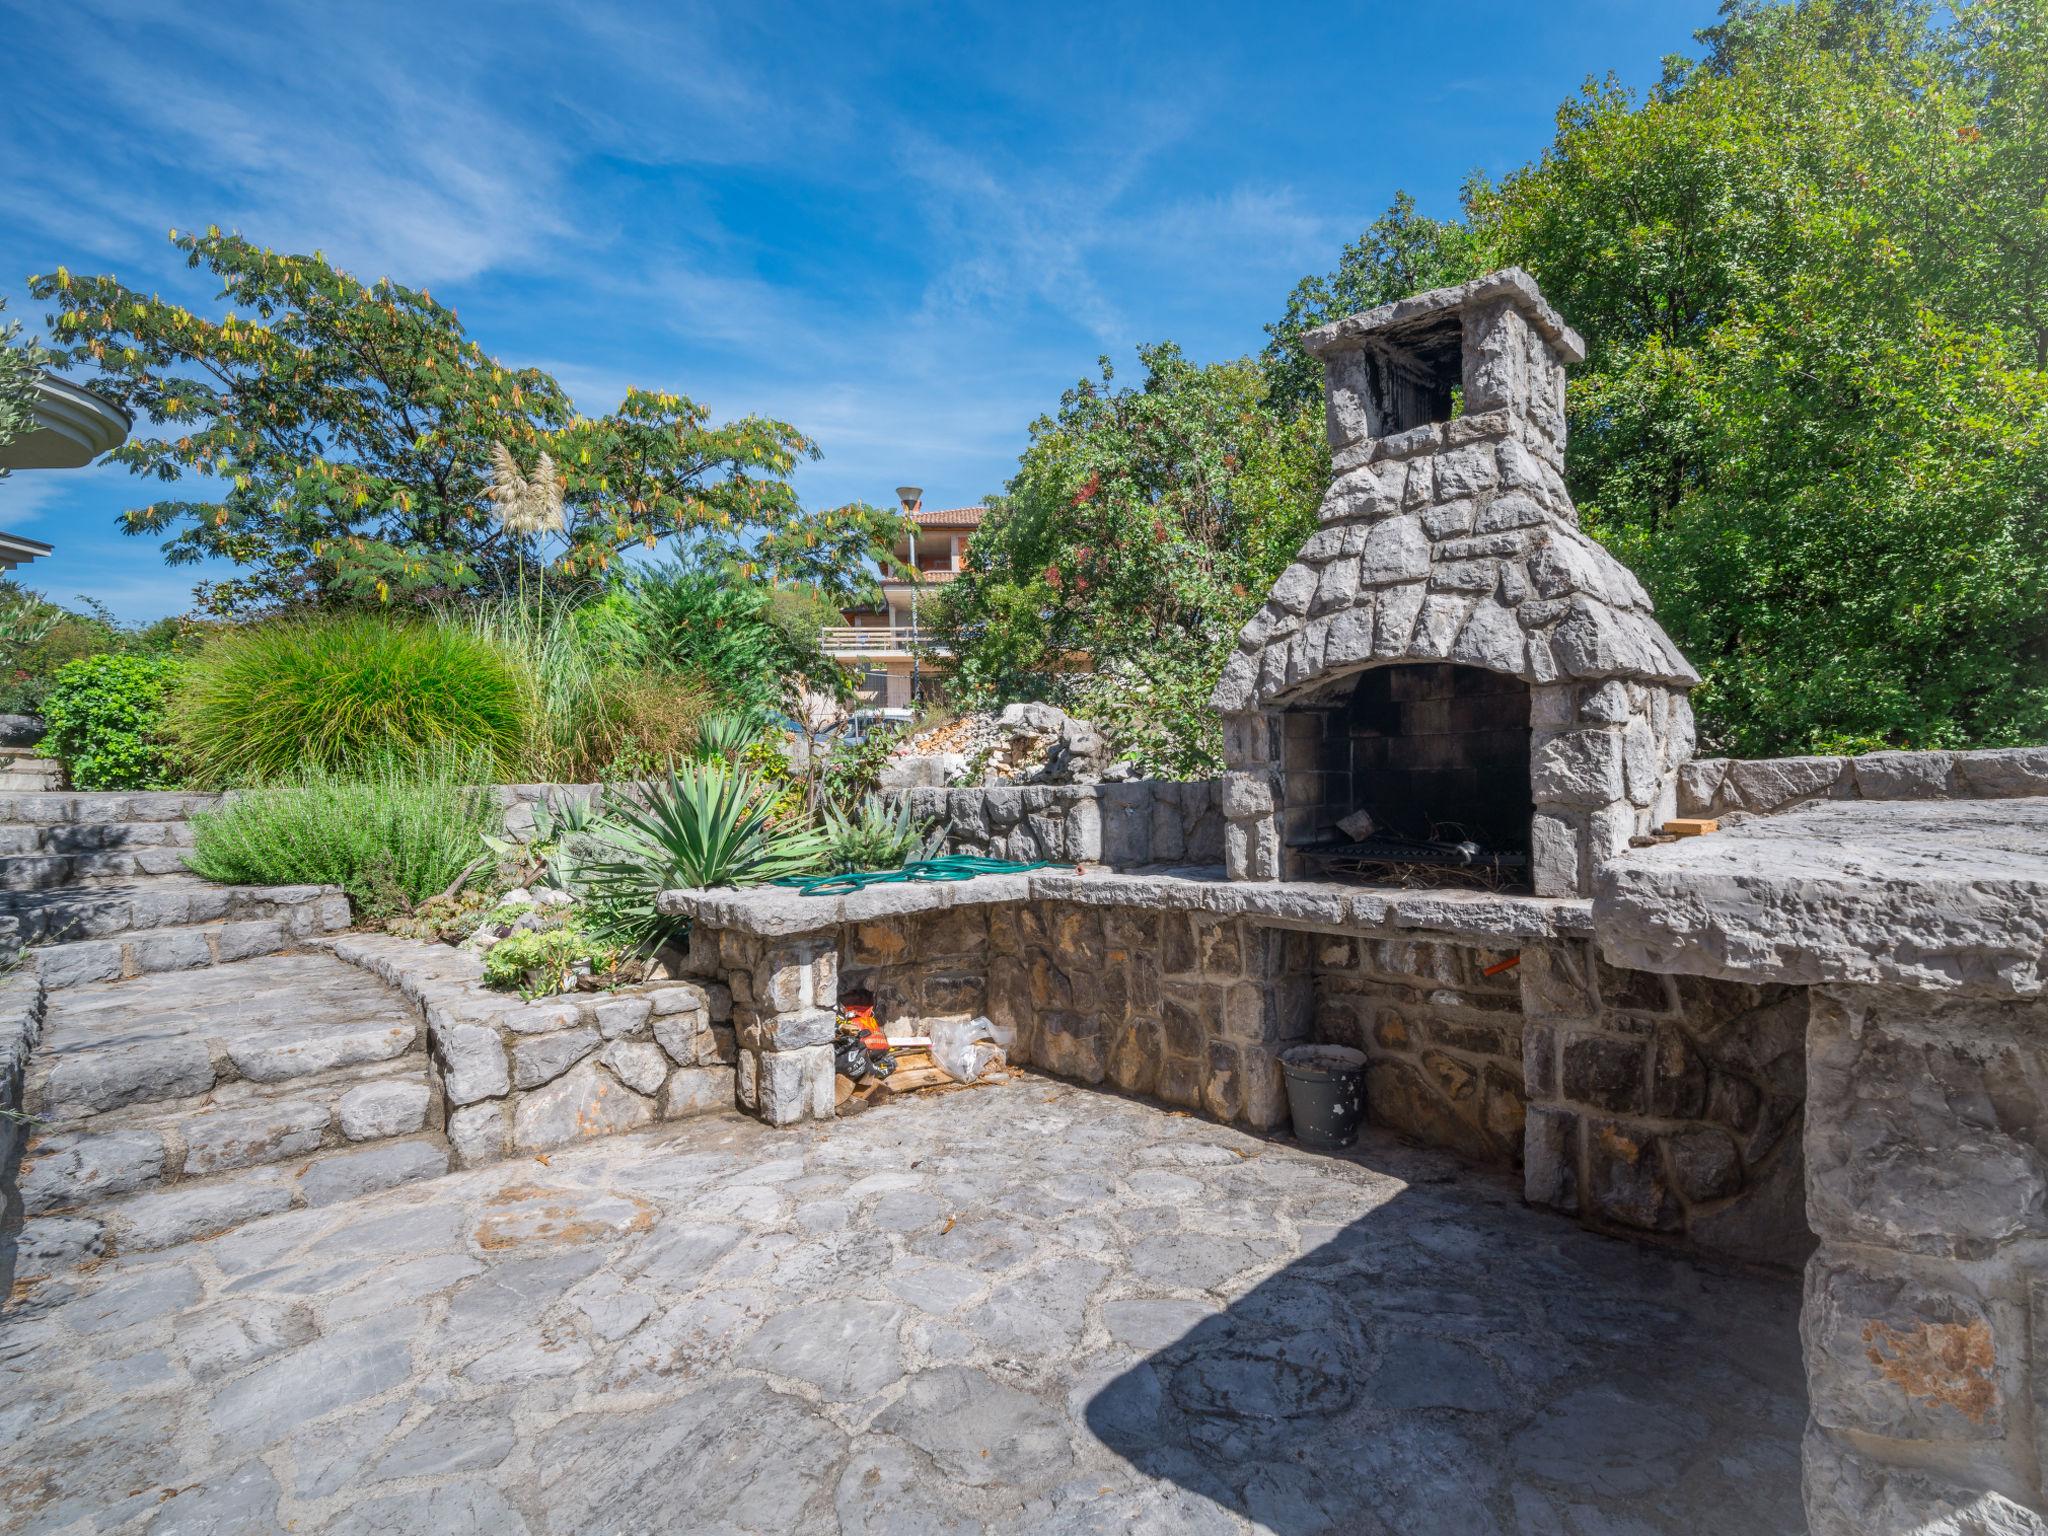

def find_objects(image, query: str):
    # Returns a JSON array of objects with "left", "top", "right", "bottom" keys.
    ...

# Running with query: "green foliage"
[
  {"left": 693, "top": 709, "right": 767, "bottom": 763},
  {"left": 443, "top": 599, "right": 707, "bottom": 782},
  {"left": 184, "top": 760, "right": 495, "bottom": 919},
  {"left": 383, "top": 887, "right": 497, "bottom": 944},
  {"left": 480, "top": 917, "right": 618, "bottom": 1000},
  {"left": 577, "top": 762, "right": 829, "bottom": 949},
  {"left": 819, "top": 794, "right": 940, "bottom": 873},
  {"left": 934, "top": 345, "right": 1326, "bottom": 774},
  {"left": 817, "top": 723, "right": 905, "bottom": 806},
  {"left": 28, "top": 230, "right": 906, "bottom": 614},
  {"left": 170, "top": 613, "right": 531, "bottom": 785},
  {"left": 620, "top": 559, "right": 846, "bottom": 712},
  {"left": 1263, "top": 192, "right": 1483, "bottom": 415},
  {"left": 40, "top": 654, "right": 183, "bottom": 790},
  {"left": 1270, "top": 0, "right": 2048, "bottom": 754},
  {"left": 0, "top": 298, "right": 46, "bottom": 484},
  {"left": 482, "top": 792, "right": 607, "bottom": 892},
  {"left": 0, "top": 582, "right": 199, "bottom": 715}
]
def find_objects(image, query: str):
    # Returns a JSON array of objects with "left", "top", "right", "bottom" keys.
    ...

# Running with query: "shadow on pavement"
[{"left": 1083, "top": 1146, "right": 1807, "bottom": 1536}]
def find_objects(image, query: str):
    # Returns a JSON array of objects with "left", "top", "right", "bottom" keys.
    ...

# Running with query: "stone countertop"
[
  {"left": 1594, "top": 798, "right": 2048, "bottom": 996},
  {"left": 655, "top": 873, "right": 1041, "bottom": 938},
  {"left": 657, "top": 865, "right": 1593, "bottom": 944}
]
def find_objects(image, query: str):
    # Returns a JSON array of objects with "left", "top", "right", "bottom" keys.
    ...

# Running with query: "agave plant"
[
  {"left": 820, "top": 793, "right": 942, "bottom": 874},
  {"left": 577, "top": 760, "right": 827, "bottom": 949}
]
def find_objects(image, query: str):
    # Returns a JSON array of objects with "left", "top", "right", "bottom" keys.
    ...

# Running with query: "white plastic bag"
[{"left": 929, "top": 1015, "right": 1012, "bottom": 1082}]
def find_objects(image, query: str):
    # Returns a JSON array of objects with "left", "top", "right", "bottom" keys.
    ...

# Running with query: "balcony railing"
[{"left": 822, "top": 626, "right": 939, "bottom": 655}]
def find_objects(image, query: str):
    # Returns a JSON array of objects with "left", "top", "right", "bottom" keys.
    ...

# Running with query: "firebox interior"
[{"left": 1281, "top": 663, "right": 1533, "bottom": 879}]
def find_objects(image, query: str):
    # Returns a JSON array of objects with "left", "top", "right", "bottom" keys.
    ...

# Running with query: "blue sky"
[{"left": 0, "top": 0, "right": 1715, "bottom": 622}]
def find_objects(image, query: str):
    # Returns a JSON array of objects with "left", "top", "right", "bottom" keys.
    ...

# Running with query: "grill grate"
[{"left": 1296, "top": 836, "right": 1529, "bottom": 892}]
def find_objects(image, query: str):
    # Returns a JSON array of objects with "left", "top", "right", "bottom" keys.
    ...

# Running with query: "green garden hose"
[{"left": 771, "top": 855, "right": 1075, "bottom": 898}]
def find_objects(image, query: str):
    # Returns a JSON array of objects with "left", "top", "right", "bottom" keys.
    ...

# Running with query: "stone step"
[
  {"left": 17, "top": 1057, "right": 441, "bottom": 1216},
  {"left": 0, "top": 877, "right": 347, "bottom": 953},
  {"left": 0, "top": 844, "right": 193, "bottom": 889},
  {"left": 0, "top": 819, "right": 196, "bottom": 856},
  {"left": 25, "top": 949, "right": 421, "bottom": 1121},
  {"left": 10, "top": 1133, "right": 452, "bottom": 1277},
  {"left": 0, "top": 755, "right": 60, "bottom": 772},
  {"left": 28, "top": 909, "right": 350, "bottom": 991},
  {"left": 0, "top": 790, "right": 219, "bottom": 826},
  {"left": 0, "top": 769, "right": 64, "bottom": 793}
]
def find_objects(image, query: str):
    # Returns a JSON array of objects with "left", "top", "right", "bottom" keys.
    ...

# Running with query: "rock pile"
[{"left": 879, "top": 702, "right": 1119, "bottom": 789}]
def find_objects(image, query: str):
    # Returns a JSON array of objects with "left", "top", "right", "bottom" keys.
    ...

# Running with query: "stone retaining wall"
[
  {"left": 0, "top": 956, "right": 46, "bottom": 1291},
  {"left": 332, "top": 935, "right": 736, "bottom": 1166},
  {"left": 1312, "top": 935, "right": 1527, "bottom": 1167},
  {"left": 897, "top": 781, "right": 1224, "bottom": 868},
  {"left": 1679, "top": 745, "right": 2048, "bottom": 819},
  {"left": 1520, "top": 942, "right": 1810, "bottom": 1266}
]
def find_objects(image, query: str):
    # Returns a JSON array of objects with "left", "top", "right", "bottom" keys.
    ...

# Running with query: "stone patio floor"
[{"left": 0, "top": 1075, "right": 1805, "bottom": 1535}]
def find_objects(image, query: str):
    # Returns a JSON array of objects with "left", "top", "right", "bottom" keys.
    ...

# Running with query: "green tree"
[
  {"left": 0, "top": 297, "right": 46, "bottom": 482},
  {"left": 935, "top": 345, "right": 1326, "bottom": 775},
  {"left": 619, "top": 558, "right": 849, "bottom": 712},
  {"left": 27, "top": 230, "right": 904, "bottom": 615}
]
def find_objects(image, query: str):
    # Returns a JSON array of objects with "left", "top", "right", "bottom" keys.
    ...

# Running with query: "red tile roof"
[{"left": 908, "top": 506, "right": 986, "bottom": 529}]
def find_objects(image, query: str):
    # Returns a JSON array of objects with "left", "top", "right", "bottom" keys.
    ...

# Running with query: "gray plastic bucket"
[{"left": 1279, "top": 1044, "right": 1368, "bottom": 1149}]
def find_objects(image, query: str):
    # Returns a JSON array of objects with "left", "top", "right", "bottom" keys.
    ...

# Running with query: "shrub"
[
  {"left": 170, "top": 613, "right": 531, "bottom": 785},
  {"left": 480, "top": 917, "right": 618, "bottom": 999},
  {"left": 577, "top": 761, "right": 828, "bottom": 949},
  {"left": 40, "top": 654, "right": 184, "bottom": 789},
  {"left": 621, "top": 559, "right": 844, "bottom": 710},
  {"left": 820, "top": 794, "right": 940, "bottom": 873},
  {"left": 184, "top": 760, "right": 496, "bottom": 919}
]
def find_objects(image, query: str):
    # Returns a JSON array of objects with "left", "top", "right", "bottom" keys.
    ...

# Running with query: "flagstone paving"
[{"left": 0, "top": 1076, "right": 1805, "bottom": 1534}]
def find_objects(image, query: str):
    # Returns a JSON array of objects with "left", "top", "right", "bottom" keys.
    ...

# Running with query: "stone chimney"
[{"left": 1210, "top": 268, "right": 1699, "bottom": 896}]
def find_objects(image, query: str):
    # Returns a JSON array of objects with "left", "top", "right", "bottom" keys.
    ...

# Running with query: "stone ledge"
[
  {"left": 329, "top": 933, "right": 736, "bottom": 1165},
  {"left": 1594, "top": 799, "right": 2048, "bottom": 996},
  {"left": 659, "top": 865, "right": 1591, "bottom": 945},
  {"left": 656, "top": 873, "right": 1038, "bottom": 937}
]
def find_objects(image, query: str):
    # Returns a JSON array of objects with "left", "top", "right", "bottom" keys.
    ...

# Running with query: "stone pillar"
[
  {"left": 728, "top": 933, "right": 837, "bottom": 1127},
  {"left": 1218, "top": 714, "right": 1282, "bottom": 882},
  {"left": 1801, "top": 985, "right": 2048, "bottom": 1534}
]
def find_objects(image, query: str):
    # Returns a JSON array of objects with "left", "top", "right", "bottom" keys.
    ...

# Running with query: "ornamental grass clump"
[
  {"left": 442, "top": 598, "right": 711, "bottom": 782},
  {"left": 184, "top": 758, "right": 496, "bottom": 920},
  {"left": 169, "top": 613, "right": 530, "bottom": 786}
]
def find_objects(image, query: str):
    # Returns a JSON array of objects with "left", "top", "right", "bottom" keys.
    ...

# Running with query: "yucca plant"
[
  {"left": 577, "top": 760, "right": 828, "bottom": 949},
  {"left": 690, "top": 709, "right": 765, "bottom": 764},
  {"left": 820, "top": 794, "right": 941, "bottom": 873}
]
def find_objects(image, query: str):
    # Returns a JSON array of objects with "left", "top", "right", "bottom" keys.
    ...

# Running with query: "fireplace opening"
[{"left": 1280, "top": 663, "right": 1532, "bottom": 889}]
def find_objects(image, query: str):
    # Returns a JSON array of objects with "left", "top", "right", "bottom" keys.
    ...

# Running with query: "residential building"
[{"left": 824, "top": 486, "right": 981, "bottom": 709}]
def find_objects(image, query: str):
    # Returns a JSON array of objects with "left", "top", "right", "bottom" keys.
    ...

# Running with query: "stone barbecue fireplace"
[{"left": 1212, "top": 269, "right": 1700, "bottom": 896}]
